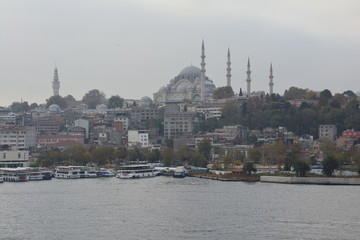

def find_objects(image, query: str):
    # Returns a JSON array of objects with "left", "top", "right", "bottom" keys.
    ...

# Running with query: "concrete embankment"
[{"left": 260, "top": 176, "right": 360, "bottom": 185}]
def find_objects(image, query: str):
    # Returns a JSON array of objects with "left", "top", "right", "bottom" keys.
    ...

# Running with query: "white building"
[
  {"left": 128, "top": 130, "right": 149, "bottom": 148},
  {"left": 0, "top": 126, "right": 36, "bottom": 150},
  {"left": 0, "top": 150, "right": 30, "bottom": 168},
  {"left": 74, "top": 119, "right": 90, "bottom": 138}
]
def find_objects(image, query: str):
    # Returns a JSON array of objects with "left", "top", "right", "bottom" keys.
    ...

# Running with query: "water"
[{"left": 0, "top": 177, "right": 359, "bottom": 240}]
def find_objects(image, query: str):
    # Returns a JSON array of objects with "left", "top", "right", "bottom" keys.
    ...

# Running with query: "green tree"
[
  {"left": 108, "top": 95, "right": 124, "bottom": 109},
  {"left": 63, "top": 146, "right": 91, "bottom": 166},
  {"left": 46, "top": 95, "right": 67, "bottom": 109},
  {"left": 322, "top": 156, "right": 339, "bottom": 176},
  {"left": 148, "top": 149, "right": 161, "bottom": 163},
  {"left": 29, "top": 103, "right": 38, "bottom": 109},
  {"left": 198, "top": 138, "right": 212, "bottom": 160},
  {"left": 163, "top": 147, "right": 175, "bottom": 167},
  {"left": 221, "top": 101, "right": 241, "bottom": 125},
  {"left": 92, "top": 146, "right": 114, "bottom": 166},
  {"left": 10, "top": 101, "right": 29, "bottom": 112},
  {"left": 115, "top": 146, "right": 127, "bottom": 164},
  {"left": 283, "top": 87, "right": 307, "bottom": 99},
  {"left": 213, "top": 86, "right": 234, "bottom": 99},
  {"left": 293, "top": 160, "right": 310, "bottom": 177},
  {"left": 82, "top": 89, "right": 106, "bottom": 109},
  {"left": 243, "top": 161, "right": 257, "bottom": 175}
]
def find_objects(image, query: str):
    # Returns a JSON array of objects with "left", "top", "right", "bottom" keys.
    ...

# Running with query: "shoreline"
[{"left": 260, "top": 176, "right": 360, "bottom": 185}]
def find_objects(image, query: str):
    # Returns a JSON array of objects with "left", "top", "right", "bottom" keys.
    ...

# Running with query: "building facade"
[
  {"left": 128, "top": 130, "right": 149, "bottom": 148},
  {"left": 0, "top": 126, "right": 36, "bottom": 150}
]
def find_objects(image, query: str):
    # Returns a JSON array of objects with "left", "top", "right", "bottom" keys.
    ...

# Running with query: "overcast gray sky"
[{"left": 1, "top": 0, "right": 360, "bottom": 106}]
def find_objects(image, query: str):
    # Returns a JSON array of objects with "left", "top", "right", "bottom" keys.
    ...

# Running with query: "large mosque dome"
[
  {"left": 153, "top": 64, "right": 216, "bottom": 104},
  {"left": 153, "top": 41, "right": 217, "bottom": 104},
  {"left": 179, "top": 66, "right": 201, "bottom": 76}
]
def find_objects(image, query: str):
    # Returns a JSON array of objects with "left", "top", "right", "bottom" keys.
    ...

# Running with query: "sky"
[{"left": 1, "top": 0, "right": 360, "bottom": 106}]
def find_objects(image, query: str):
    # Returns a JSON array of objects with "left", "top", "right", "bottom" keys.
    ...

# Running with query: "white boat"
[
  {"left": 54, "top": 166, "right": 81, "bottom": 179},
  {"left": 116, "top": 165, "right": 160, "bottom": 179},
  {"left": 68, "top": 166, "right": 99, "bottom": 178},
  {"left": 0, "top": 170, "right": 3, "bottom": 183},
  {"left": 0, "top": 168, "right": 29, "bottom": 182}
]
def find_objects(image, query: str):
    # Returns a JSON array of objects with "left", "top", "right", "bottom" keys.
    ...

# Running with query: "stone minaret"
[
  {"left": 52, "top": 65, "right": 60, "bottom": 96},
  {"left": 269, "top": 63, "right": 274, "bottom": 95},
  {"left": 200, "top": 40, "right": 206, "bottom": 101},
  {"left": 246, "top": 58, "right": 251, "bottom": 96},
  {"left": 226, "top": 48, "right": 231, "bottom": 87}
]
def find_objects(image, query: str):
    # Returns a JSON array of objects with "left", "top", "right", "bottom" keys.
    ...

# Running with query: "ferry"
[
  {"left": 54, "top": 166, "right": 81, "bottom": 179},
  {"left": 116, "top": 165, "right": 160, "bottom": 179},
  {"left": 1, "top": 168, "right": 29, "bottom": 182},
  {"left": 173, "top": 166, "right": 186, "bottom": 178}
]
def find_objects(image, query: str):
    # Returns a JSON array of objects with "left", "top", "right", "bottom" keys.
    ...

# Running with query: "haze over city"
[{"left": 1, "top": 0, "right": 360, "bottom": 106}]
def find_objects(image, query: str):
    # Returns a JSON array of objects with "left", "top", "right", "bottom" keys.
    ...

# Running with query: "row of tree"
[{"left": 34, "top": 139, "right": 213, "bottom": 168}]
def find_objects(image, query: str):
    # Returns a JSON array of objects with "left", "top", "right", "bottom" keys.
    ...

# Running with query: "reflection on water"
[{"left": 0, "top": 177, "right": 359, "bottom": 240}]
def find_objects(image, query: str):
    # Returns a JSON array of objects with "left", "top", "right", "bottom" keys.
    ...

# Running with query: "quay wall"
[{"left": 260, "top": 176, "right": 360, "bottom": 185}]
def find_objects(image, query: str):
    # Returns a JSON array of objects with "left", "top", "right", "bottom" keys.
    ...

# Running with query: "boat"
[
  {"left": 0, "top": 168, "right": 29, "bottom": 182},
  {"left": 97, "top": 168, "right": 115, "bottom": 177},
  {"left": 116, "top": 165, "right": 160, "bottom": 179},
  {"left": 0, "top": 170, "right": 3, "bottom": 183},
  {"left": 54, "top": 166, "right": 81, "bottom": 179},
  {"left": 173, "top": 166, "right": 186, "bottom": 178}
]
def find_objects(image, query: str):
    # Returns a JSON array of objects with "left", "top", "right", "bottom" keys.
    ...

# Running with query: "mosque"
[
  {"left": 153, "top": 41, "right": 215, "bottom": 104},
  {"left": 153, "top": 41, "right": 275, "bottom": 104}
]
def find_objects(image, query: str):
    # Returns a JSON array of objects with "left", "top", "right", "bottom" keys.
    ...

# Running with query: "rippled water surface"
[{"left": 0, "top": 177, "right": 359, "bottom": 240}]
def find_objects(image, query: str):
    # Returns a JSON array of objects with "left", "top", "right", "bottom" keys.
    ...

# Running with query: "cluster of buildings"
[{"left": 1, "top": 41, "right": 359, "bottom": 170}]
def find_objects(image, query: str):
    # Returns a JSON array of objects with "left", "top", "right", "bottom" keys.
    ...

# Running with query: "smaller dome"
[
  {"left": 139, "top": 96, "right": 153, "bottom": 107},
  {"left": 49, "top": 104, "right": 60, "bottom": 113}
]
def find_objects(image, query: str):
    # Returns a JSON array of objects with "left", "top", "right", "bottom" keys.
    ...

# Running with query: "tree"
[
  {"left": 148, "top": 149, "right": 161, "bottom": 163},
  {"left": 108, "top": 95, "right": 124, "bottom": 109},
  {"left": 319, "top": 89, "right": 333, "bottom": 99},
  {"left": 64, "top": 95, "right": 76, "bottom": 108},
  {"left": 162, "top": 147, "right": 175, "bottom": 167},
  {"left": 46, "top": 95, "right": 67, "bottom": 109},
  {"left": 213, "top": 86, "right": 234, "bottom": 99},
  {"left": 221, "top": 101, "right": 241, "bottom": 125},
  {"left": 175, "top": 145, "right": 193, "bottom": 165},
  {"left": 92, "top": 146, "right": 114, "bottom": 166},
  {"left": 82, "top": 89, "right": 106, "bottom": 109},
  {"left": 10, "top": 101, "right": 29, "bottom": 112},
  {"left": 293, "top": 160, "right": 310, "bottom": 177},
  {"left": 29, "top": 103, "right": 38, "bottom": 109},
  {"left": 198, "top": 138, "right": 212, "bottom": 160},
  {"left": 243, "top": 161, "right": 257, "bottom": 176},
  {"left": 322, "top": 156, "right": 339, "bottom": 176},
  {"left": 283, "top": 87, "right": 307, "bottom": 99},
  {"left": 115, "top": 146, "right": 127, "bottom": 163}
]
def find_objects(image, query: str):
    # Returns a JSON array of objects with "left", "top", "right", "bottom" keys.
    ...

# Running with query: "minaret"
[
  {"left": 246, "top": 58, "right": 251, "bottom": 96},
  {"left": 52, "top": 64, "right": 60, "bottom": 96},
  {"left": 200, "top": 40, "right": 206, "bottom": 101},
  {"left": 269, "top": 63, "right": 274, "bottom": 95},
  {"left": 226, "top": 48, "right": 231, "bottom": 87}
]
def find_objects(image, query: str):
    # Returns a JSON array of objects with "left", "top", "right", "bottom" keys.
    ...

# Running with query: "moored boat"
[
  {"left": 54, "top": 166, "right": 81, "bottom": 179},
  {"left": 0, "top": 170, "right": 3, "bottom": 183},
  {"left": 116, "top": 165, "right": 160, "bottom": 179},
  {"left": 173, "top": 166, "right": 186, "bottom": 178},
  {"left": 97, "top": 168, "right": 115, "bottom": 177},
  {"left": 0, "top": 168, "right": 29, "bottom": 182}
]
